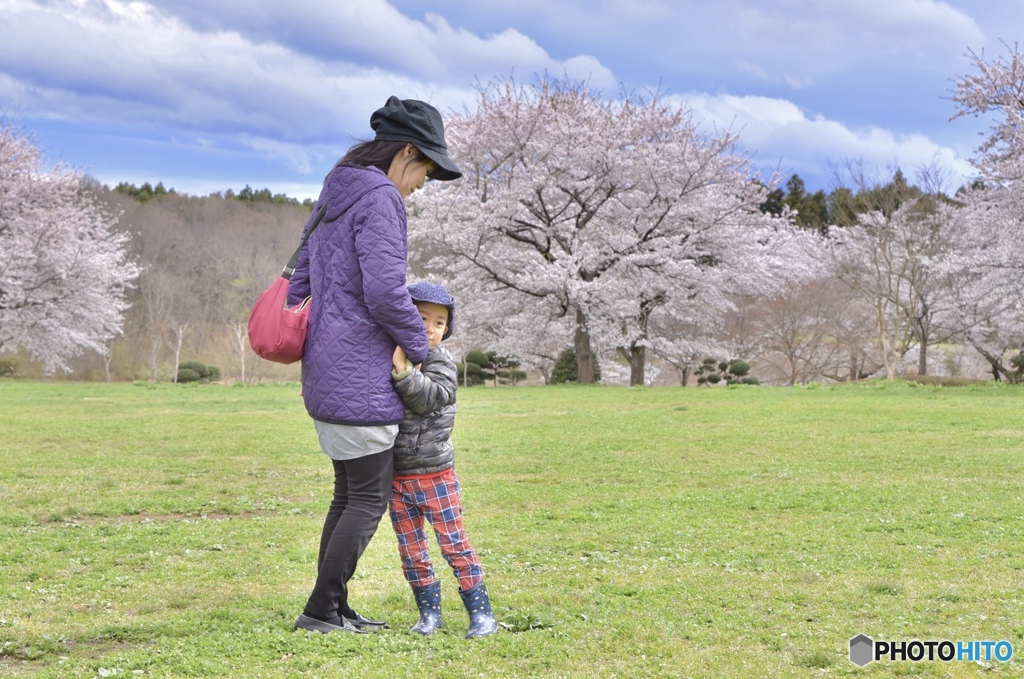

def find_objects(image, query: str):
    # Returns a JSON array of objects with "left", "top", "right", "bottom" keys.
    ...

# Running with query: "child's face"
[{"left": 416, "top": 302, "right": 449, "bottom": 348}]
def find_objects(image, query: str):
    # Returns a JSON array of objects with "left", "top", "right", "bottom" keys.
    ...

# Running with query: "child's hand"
[{"left": 393, "top": 345, "right": 407, "bottom": 372}]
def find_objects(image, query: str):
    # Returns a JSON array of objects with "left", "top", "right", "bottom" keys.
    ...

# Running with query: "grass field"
[{"left": 1, "top": 379, "right": 1022, "bottom": 678}]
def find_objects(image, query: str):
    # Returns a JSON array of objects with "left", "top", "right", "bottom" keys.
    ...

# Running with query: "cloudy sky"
[{"left": 1, "top": 0, "right": 1020, "bottom": 199}]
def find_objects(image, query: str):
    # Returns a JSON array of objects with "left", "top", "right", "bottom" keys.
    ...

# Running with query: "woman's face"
[{"left": 387, "top": 145, "right": 436, "bottom": 199}]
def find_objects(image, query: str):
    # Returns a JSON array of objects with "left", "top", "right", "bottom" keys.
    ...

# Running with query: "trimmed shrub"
[
  {"left": 457, "top": 360, "right": 487, "bottom": 387},
  {"left": 457, "top": 350, "right": 494, "bottom": 386},
  {"left": 176, "top": 361, "right": 221, "bottom": 384},
  {"left": 550, "top": 348, "right": 601, "bottom": 384},
  {"left": 499, "top": 368, "right": 528, "bottom": 385},
  {"left": 179, "top": 360, "right": 209, "bottom": 377},
  {"left": 695, "top": 357, "right": 758, "bottom": 386},
  {"left": 727, "top": 360, "right": 750, "bottom": 378},
  {"left": 493, "top": 354, "right": 526, "bottom": 385},
  {"left": 177, "top": 368, "right": 202, "bottom": 383}
]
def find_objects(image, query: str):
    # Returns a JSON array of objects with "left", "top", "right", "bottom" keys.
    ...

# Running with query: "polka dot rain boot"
[
  {"left": 410, "top": 581, "right": 443, "bottom": 635},
  {"left": 458, "top": 581, "right": 498, "bottom": 639}
]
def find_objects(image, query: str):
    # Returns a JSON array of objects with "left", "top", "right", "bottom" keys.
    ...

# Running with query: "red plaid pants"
[{"left": 388, "top": 468, "right": 484, "bottom": 591}]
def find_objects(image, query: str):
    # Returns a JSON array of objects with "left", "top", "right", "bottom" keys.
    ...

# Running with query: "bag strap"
[{"left": 282, "top": 202, "right": 328, "bottom": 280}]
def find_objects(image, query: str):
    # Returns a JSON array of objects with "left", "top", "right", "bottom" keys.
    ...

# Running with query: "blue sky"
[{"left": 2, "top": 0, "right": 1020, "bottom": 200}]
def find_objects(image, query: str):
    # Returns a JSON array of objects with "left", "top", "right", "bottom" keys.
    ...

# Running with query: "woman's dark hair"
[{"left": 340, "top": 140, "right": 426, "bottom": 175}]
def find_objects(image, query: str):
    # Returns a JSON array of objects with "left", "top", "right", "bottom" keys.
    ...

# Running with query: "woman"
[{"left": 288, "top": 97, "right": 462, "bottom": 634}]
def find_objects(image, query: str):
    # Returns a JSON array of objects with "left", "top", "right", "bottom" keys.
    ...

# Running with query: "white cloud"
[
  {"left": 840, "top": 0, "right": 982, "bottom": 38},
  {"left": 0, "top": 0, "right": 616, "bottom": 141},
  {"left": 736, "top": 60, "right": 813, "bottom": 89},
  {"left": 735, "top": 60, "right": 772, "bottom": 82},
  {"left": 240, "top": 135, "right": 321, "bottom": 175},
  {"left": 0, "top": 0, "right": 998, "bottom": 195},
  {"left": 680, "top": 92, "right": 975, "bottom": 190},
  {"left": 695, "top": 0, "right": 983, "bottom": 85}
]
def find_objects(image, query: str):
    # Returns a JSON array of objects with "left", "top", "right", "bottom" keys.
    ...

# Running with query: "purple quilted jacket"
[{"left": 287, "top": 164, "right": 428, "bottom": 425}]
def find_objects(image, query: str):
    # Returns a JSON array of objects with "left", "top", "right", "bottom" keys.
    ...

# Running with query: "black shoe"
[
  {"left": 344, "top": 611, "right": 389, "bottom": 631},
  {"left": 293, "top": 613, "right": 367, "bottom": 635}
]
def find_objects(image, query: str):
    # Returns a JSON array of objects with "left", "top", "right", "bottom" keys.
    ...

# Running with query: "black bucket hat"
[
  {"left": 370, "top": 96, "right": 462, "bottom": 181},
  {"left": 408, "top": 281, "right": 455, "bottom": 340}
]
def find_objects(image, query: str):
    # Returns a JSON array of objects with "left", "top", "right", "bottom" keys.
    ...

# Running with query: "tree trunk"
[
  {"left": 232, "top": 322, "right": 247, "bottom": 384},
  {"left": 970, "top": 340, "right": 1010, "bottom": 382},
  {"left": 917, "top": 340, "right": 927, "bottom": 376},
  {"left": 617, "top": 345, "right": 646, "bottom": 386},
  {"left": 102, "top": 344, "right": 112, "bottom": 383},
  {"left": 150, "top": 335, "right": 161, "bottom": 382},
  {"left": 876, "top": 332, "right": 897, "bottom": 380},
  {"left": 574, "top": 308, "right": 595, "bottom": 384},
  {"left": 171, "top": 323, "right": 187, "bottom": 384},
  {"left": 674, "top": 361, "right": 690, "bottom": 386}
]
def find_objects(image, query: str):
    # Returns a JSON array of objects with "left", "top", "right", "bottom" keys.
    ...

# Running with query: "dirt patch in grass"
[
  {"left": 0, "top": 654, "right": 41, "bottom": 676},
  {"left": 42, "top": 510, "right": 288, "bottom": 526}
]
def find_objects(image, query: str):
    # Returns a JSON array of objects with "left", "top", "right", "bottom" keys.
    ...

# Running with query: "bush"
[
  {"left": 457, "top": 350, "right": 493, "bottom": 386},
  {"left": 1010, "top": 352, "right": 1024, "bottom": 383},
  {"left": 0, "top": 357, "right": 18, "bottom": 378},
  {"left": 550, "top": 348, "right": 601, "bottom": 384},
  {"left": 695, "top": 357, "right": 758, "bottom": 386},
  {"left": 177, "top": 368, "right": 202, "bottom": 383},
  {"left": 457, "top": 360, "right": 487, "bottom": 387},
  {"left": 493, "top": 354, "right": 526, "bottom": 385},
  {"left": 454, "top": 349, "right": 528, "bottom": 386},
  {"left": 179, "top": 360, "right": 208, "bottom": 377},
  {"left": 499, "top": 368, "right": 529, "bottom": 385},
  {"left": 465, "top": 350, "right": 492, "bottom": 369},
  {"left": 176, "top": 361, "right": 221, "bottom": 384},
  {"left": 727, "top": 360, "right": 750, "bottom": 378}
]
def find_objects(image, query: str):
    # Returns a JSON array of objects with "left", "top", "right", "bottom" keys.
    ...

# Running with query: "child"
[{"left": 389, "top": 281, "right": 498, "bottom": 639}]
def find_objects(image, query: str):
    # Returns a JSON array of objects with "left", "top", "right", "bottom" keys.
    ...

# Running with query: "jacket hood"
[{"left": 322, "top": 163, "right": 396, "bottom": 223}]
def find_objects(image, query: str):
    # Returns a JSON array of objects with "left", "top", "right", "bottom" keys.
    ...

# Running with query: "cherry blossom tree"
[
  {"left": 828, "top": 198, "right": 967, "bottom": 379},
  {"left": 943, "top": 186, "right": 1024, "bottom": 379},
  {"left": 0, "top": 122, "right": 140, "bottom": 374},
  {"left": 951, "top": 44, "right": 1024, "bottom": 183},
  {"left": 410, "top": 77, "right": 815, "bottom": 385},
  {"left": 948, "top": 45, "right": 1024, "bottom": 376},
  {"left": 737, "top": 280, "right": 844, "bottom": 386},
  {"left": 424, "top": 273, "right": 573, "bottom": 384}
]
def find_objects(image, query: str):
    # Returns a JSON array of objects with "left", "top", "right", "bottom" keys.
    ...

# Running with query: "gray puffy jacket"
[{"left": 393, "top": 346, "right": 457, "bottom": 475}]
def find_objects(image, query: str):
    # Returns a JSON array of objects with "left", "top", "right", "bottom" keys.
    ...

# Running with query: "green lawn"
[{"left": 1, "top": 379, "right": 1022, "bottom": 678}]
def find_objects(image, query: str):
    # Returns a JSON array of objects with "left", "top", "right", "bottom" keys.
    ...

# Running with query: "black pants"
[{"left": 302, "top": 448, "right": 393, "bottom": 621}]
